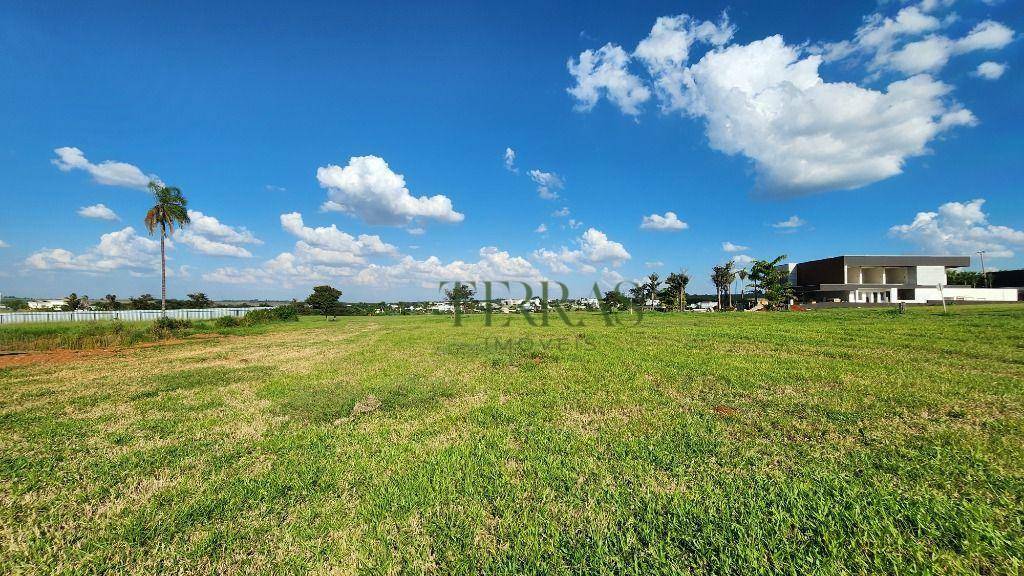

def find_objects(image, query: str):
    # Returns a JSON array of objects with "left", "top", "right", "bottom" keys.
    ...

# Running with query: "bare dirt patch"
[
  {"left": 712, "top": 405, "right": 740, "bottom": 417},
  {"left": 0, "top": 334, "right": 222, "bottom": 369},
  {"left": 0, "top": 348, "right": 114, "bottom": 368}
]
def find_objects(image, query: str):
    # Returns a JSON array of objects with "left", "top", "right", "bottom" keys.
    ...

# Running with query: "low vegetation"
[
  {"left": 1, "top": 305, "right": 1022, "bottom": 573},
  {"left": 0, "top": 305, "right": 300, "bottom": 351}
]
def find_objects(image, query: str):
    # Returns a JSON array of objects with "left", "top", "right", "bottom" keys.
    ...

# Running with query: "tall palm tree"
[
  {"left": 144, "top": 181, "right": 190, "bottom": 314},
  {"left": 737, "top": 269, "right": 748, "bottom": 309}
]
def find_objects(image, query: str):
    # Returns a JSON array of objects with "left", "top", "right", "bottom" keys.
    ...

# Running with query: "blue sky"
[{"left": 1, "top": 0, "right": 1021, "bottom": 301}]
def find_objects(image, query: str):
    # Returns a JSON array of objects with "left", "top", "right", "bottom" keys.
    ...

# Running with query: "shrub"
[
  {"left": 271, "top": 303, "right": 301, "bottom": 321},
  {"left": 151, "top": 316, "right": 193, "bottom": 337},
  {"left": 215, "top": 315, "right": 242, "bottom": 328},
  {"left": 240, "top": 309, "right": 275, "bottom": 326}
]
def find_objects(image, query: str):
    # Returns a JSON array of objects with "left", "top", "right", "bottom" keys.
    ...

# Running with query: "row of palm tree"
[
  {"left": 710, "top": 254, "right": 793, "bottom": 310},
  {"left": 628, "top": 271, "right": 691, "bottom": 311},
  {"left": 137, "top": 180, "right": 795, "bottom": 315}
]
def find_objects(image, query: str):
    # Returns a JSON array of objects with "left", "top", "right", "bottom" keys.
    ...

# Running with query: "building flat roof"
[{"left": 796, "top": 255, "right": 971, "bottom": 268}]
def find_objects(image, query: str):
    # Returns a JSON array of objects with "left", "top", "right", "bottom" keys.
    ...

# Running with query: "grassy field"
[
  {"left": 1, "top": 305, "right": 1022, "bottom": 574},
  {"left": 0, "top": 315, "right": 286, "bottom": 352}
]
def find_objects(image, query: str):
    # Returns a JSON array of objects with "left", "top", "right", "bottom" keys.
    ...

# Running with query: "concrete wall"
[
  {"left": 916, "top": 265, "right": 947, "bottom": 286},
  {"left": 0, "top": 307, "right": 271, "bottom": 325},
  {"left": 913, "top": 287, "right": 1017, "bottom": 302}
]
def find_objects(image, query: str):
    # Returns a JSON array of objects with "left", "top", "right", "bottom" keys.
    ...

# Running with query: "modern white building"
[{"left": 786, "top": 256, "right": 1018, "bottom": 304}]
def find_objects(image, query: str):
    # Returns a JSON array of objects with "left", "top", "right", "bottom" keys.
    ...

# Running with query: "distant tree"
[
  {"left": 663, "top": 271, "right": 690, "bottom": 311},
  {"left": 644, "top": 273, "right": 661, "bottom": 310},
  {"left": 144, "top": 181, "right": 190, "bottom": 314},
  {"left": 711, "top": 262, "right": 735, "bottom": 310},
  {"left": 95, "top": 294, "right": 121, "bottom": 311},
  {"left": 1, "top": 297, "right": 28, "bottom": 311},
  {"left": 63, "top": 293, "right": 84, "bottom": 311},
  {"left": 444, "top": 283, "right": 475, "bottom": 316},
  {"left": 946, "top": 269, "right": 985, "bottom": 288},
  {"left": 628, "top": 285, "right": 646, "bottom": 305},
  {"left": 748, "top": 254, "right": 793, "bottom": 310},
  {"left": 601, "top": 289, "right": 630, "bottom": 311},
  {"left": 306, "top": 285, "right": 343, "bottom": 319},
  {"left": 130, "top": 293, "right": 159, "bottom": 310},
  {"left": 748, "top": 255, "right": 787, "bottom": 303},
  {"left": 186, "top": 292, "right": 214, "bottom": 309}
]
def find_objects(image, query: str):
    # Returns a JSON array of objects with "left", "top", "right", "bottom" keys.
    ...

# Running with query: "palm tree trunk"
[
  {"left": 716, "top": 288, "right": 721, "bottom": 310},
  {"left": 160, "top": 228, "right": 167, "bottom": 315}
]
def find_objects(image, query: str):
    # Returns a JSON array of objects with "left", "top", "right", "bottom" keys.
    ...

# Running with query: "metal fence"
[{"left": 0, "top": 307, "right": 273, "bottom": 325}]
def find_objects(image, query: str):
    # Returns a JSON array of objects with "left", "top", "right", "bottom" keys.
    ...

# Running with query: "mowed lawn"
[{"left": 1, "top": 306, "right": 1023, "bottom": 574}]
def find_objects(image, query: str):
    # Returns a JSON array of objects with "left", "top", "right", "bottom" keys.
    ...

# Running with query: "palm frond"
[{"left": 144, "top": 182, "right": 190, "bottom": 236}]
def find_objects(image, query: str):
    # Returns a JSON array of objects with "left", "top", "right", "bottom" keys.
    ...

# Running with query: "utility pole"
[{"left": 976, "top": 250, "right": 988, "bottom": 287}]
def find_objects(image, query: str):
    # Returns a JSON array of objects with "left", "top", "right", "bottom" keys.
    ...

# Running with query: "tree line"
[{"left": 601, "top": 254, "right": 794, "bottom": 312}]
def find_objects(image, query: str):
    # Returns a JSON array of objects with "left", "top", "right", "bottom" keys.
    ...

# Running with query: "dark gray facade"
[{"left": 788, "top": 255, "right": 970, "bottom": 303}]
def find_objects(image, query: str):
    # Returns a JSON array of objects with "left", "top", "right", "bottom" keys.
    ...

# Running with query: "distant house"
[
  {"left": 498, "top": 298, "right": 523, "bottom": 313},
  {"left": 27, "top": 299, "right": 68, "bottom": 310},
  {"left": 783, "top": 256, "right": 1018, "bottom": 304},
  {"left": 520, "top": 297, "right": 544, "bottom": 312}
]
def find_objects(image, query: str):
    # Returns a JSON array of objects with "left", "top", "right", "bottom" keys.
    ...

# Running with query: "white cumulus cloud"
[
  {"left": 25, "top": 227, "right": 161, "bottom": 272},
  {"left": 528, "top": 169, "right": 564, "bottom": 200},
  {"left": 569, "top": 5, "right": 997, "bottom": 196},
  {"left": 722, "top": 241, "right": 749, "bottom": 252},
  {"left": 640, "top": 211, "right": 687, "bottom": 231},
  {"left": 772, "top": 215, "right": 806, "bottom": 230},
  {"left": 175, "top": 210, "right": 262, "bottom": 258},
  {"left": 204, "top": 212, "right": 407, "bottom": 289},
  {"left": 281, "top": 212, "right": 397, "bottom": 266},
  {"left": 567, "top": 44, "right": 651, "bottom": 115},
  {"left": 885, "top": 21, "right": 1014, "bottom": 75},
  {"left": 317, "top": 155, "right": 464, "bottom": 226},
  {"left": 532, "top": 227, "right": 631, "bottom": 274},
  {"left": 52, "top": 147, "right": 158, "bottom": 190},
  {"left": 889, "top": 198, "right": 1024, "bottom": 258},
  {"left": 974, "top": 61, "right": 1007, "bottom": 80},
  {"left": 353, "top": 247, "right": 544, "bottom": 289},
  {"left": 77, "top": 203, "right": 119, "bottom": 221}
]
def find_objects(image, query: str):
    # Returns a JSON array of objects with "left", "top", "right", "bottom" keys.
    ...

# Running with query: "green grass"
[
  {"left": 0, "top": 317, "right": 285, "bottom": 351},
  {"left": 1, "top": 305, "right": 1023, "bottom": 574},
  {"left": 0, "top": 320, "right": 162, "bottom": 351}
]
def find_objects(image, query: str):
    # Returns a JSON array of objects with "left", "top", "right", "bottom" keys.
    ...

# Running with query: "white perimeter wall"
[{"left": 912, "top": 287, "right": 1017, "bottom": 302}]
